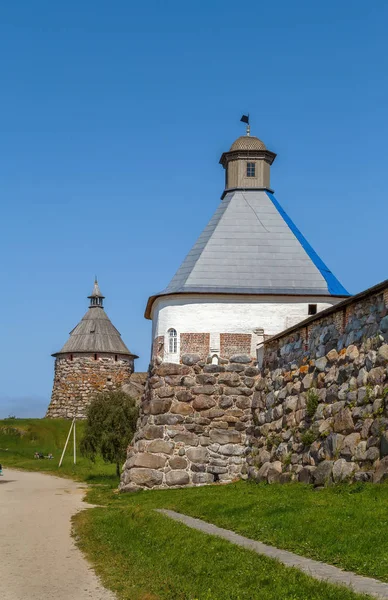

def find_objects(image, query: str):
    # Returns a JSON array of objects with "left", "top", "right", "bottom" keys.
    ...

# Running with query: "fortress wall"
[
  {"left": 248, "top": 280, "right": 388, "bottom": 485},
  {"left": 120, "top": 353, "right": 258, "bottom": 491}
]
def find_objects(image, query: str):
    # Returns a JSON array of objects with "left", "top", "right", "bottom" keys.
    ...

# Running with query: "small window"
[
  {"left": 115, "top": 354, "right": 118, "bottom": 362},
  {"left": 308, "top": 304, "right": 317, "bottom": 315},
  {"left": 69, "top": 354, "right": 73, "bottom": 361},
  {"left": 246, "top": 162, "right": 256, "bottom": 177},
  {"left": 168, "top": 328, "right": 177, "bottom": 353},
  {"left": 94, "top": 353, "right": 98, "bottom": 360}
]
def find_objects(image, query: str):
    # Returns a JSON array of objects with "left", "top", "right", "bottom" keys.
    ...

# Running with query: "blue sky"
[{"left": 1, "top": 1, "right": 387, "bottom": 417}]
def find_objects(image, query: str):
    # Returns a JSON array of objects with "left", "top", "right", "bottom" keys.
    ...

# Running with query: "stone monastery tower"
[
  {"left": 46, "top": 280, "right": 138, "bottom": 419},
  {"left": 120, "top": 125, "right": 350, "bottom": 491},
  {"left": 147, "top": 126, "right": 350, "bottom": 365}
]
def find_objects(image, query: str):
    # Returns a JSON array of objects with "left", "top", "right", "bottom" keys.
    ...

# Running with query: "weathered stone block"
[
  {"left": 169, "top": 456, "right": 188, "bottom": 469},
  {"left": 182, "top": 354, "right": 201, "bottom": 366},
  {"left": 230, "top": 354, "right": 251, "bottom": 364},
  {"left": 149, "top": 398, "right": 173, "bottom": 414},
  {"left": 192, "top": 395, "right": 216, "bottom": 411},
  {"left": 333, "top": 407, "right": 354, "bottom": 434},
  {"left": 143, "top": 425, "right": 164, "bottom": 440},
  {"left": 186, "top": 447, "right": 209, "bottom": 463},
  {"left": 171, "top": 402, "right": 194, "bottom": 416},
  {"left": 192, "top": 472, "right": 214, "bottom": 484},
  {"left": 171, "top": 388, "right": 191, "bottom": 404},
  {"left": 340, "top": 433, "right": 360, "bottom": 458},
  {"left": 373, "top": 457, "right": 388, "bottom": 483},
  {"left": 368, "top": 367, "right": 385, "bottom": 385},
  {"left": 128, "top": 453, "right": 167, "bottom": 469},
  {"left": 313, "top": 461, "right": 333, "bottom": 486},
  {"left": 174, "top": 432, "right": 199, "bottom": 446},
  {"left": 332, "top": 459, "right": 356, "bottom": 482},
  {"left": 166, "top": 470, "right": 190, "bottom": 486},
  {"left": 147, "top": 440, "right": 174, "bottom": 454},
  {"left": 209, "top": 429, "right": 242, "bottom": 444},
  {"left": 130, "top": 468, "right": 163, "bottom": 487},
  {"left": 192, "top": 385, "right": 217, "bottom": 395}
]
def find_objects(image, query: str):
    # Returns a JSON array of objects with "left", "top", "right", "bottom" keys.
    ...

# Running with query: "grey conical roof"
[
  {"left": 145, "top": 190, "right": 349, "bottom": 317},
  {"left": 88, "top": 278, "right": 104, "bottom": 299},
  {"left": 54, "top": 284, "right": 137, "bottom": 357}
]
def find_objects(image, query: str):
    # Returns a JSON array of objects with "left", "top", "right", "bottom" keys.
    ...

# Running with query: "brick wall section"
[
  {"left": 46, "top": 353, "right": 134, "bottom": 419},
  {"left": 220, "top": 333, "right": 251, "bottom": 358},
  {"left": 180, "top": 333, "right": 210, "bottom": 359}
]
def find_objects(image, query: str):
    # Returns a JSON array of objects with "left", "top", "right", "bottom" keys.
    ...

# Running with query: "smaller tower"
[
  {"left": 46, "top": 279, "right": 138, "bottom": 419},
  {"left": 219, "top": 133, "right": 276, "bottom": 193}
]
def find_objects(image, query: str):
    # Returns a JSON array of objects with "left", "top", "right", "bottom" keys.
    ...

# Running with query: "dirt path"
[{"left": 0, "top": 469, "right": 116, "bottom": 600}]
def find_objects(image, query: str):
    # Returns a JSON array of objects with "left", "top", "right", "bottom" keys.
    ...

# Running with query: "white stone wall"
[{"left": 151, "top": 294, "right": 343, "bottom": 362}]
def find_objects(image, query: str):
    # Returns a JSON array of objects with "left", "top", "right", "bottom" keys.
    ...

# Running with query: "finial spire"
[
  {"left": 88, "top": 277, "right": 105, "bottom": 308},
  {"left": 240, "top": 114, "right": 250, "bottom": 136}
]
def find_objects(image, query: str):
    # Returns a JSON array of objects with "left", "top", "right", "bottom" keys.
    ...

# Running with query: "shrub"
[
  {"left": 301, "top": 429, "right": 317, "bottom": 447},
  {"left": 306, "top": 389, "right": 319, "bottom": 417},
  {"left": 81, "top": 391, "right": 139, "bottom": 476}
]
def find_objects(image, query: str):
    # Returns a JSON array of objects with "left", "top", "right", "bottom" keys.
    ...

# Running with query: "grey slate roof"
[
  {"left": 145, "top": 190, "right": 349, "bottom": 317},
  {"left": 54, "top": 307, "right": 137, "bottom": 357}
]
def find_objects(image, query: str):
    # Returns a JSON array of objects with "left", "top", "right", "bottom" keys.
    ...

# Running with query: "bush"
[
  {"left": 301, "top": 429, "right": 317, "bottom": 447},
  {"left": 81, "top": 391, "right": 139, "bottom": 476},
  {"left": 306, "top": 389, "right": 319, "bottom": 418}
]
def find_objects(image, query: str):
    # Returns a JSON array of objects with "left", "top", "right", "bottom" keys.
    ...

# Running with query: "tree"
[{"left": 80, "top": 391, "right": 139, "bottom": 476}]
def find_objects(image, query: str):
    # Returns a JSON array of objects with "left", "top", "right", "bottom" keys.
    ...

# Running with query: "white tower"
[{"left": 146, "top": 126, "right": 349, "bottom": 364}]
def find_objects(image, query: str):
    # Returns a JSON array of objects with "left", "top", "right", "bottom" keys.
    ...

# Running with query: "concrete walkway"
[
  {"left": 0, "top": 469, "right": 116, "bottom": 600},
  {"left": 157, "top": 509, "right": 388, "bottom": 599}
]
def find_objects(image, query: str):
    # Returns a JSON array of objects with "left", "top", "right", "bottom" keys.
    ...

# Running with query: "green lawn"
[
  {"left": 1, "top": 418, "right": 384, "bottom": 599},
  {"left": 0, "top": 417, "right": 118, "bottom": 484},
  {"left": 85, "top": 477, "right": 388, "bottom": 585},
  {"left": 74, "top": 504, "right": 370, "bottom": 600}
]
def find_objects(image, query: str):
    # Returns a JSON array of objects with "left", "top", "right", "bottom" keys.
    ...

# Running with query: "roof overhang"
[
  {"left": 144, "top": 290, "right": 350, "bottom": 320},
  {"left": 52, "top": 351, "right": 139, "bottom": 359}
]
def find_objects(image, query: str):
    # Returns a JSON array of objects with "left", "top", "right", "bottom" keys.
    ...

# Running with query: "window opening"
[
  {"left": 246, "top": 162, "right": 256, "bottom": 177},
  {"left": 69, "top": 354, "right": 73, "bottom": 361},
  {"left": 115, "top": 354, "right": 118, "bottom": 362},
  {"left": 308, "top": 304, "right": 317, "bottom": 316},
  {"left": 94, "top": 353, "right": 98, "bottom": 360},
  {"left": 168, "top": 328, "right": 178, "bottom": 353}
]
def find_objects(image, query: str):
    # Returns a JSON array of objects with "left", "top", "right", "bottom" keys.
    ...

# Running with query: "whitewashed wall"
[{"left": 151, "top": 294, "right": 342, "bottom": 362}]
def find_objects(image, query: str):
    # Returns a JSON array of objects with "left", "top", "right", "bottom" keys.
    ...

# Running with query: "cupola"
[
  {"left": 88, "top": 278, "right": 105, "bottom": 308},
  {"left": 219, "top": 122, "right": 276, "bottom": 194}
]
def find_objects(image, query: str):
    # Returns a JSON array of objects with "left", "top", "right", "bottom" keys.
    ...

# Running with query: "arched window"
[{"left": 168, "top": 328, "right": 177, "bottom": 353}]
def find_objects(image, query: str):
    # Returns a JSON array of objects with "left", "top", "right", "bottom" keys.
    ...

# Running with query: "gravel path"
[
  {"left": 0, "top": 469, "right": 116, "bottom": 600},
  {"left": 157, "top": 509, "right": 388, "bottom": 599}
]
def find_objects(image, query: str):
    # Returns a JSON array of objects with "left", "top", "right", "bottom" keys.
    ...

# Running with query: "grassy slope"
[
  {"left": 0, "top": 418, "right": 118, "bottom": 483},
  {"left": 86, "top": 479, "right": 388, "bottom": 584},
  {"left": 0, "top": 419, "right": 380, "bottom": 599},
  {"left": 74, "top": 505, "right": 370, "bottom": 600}
]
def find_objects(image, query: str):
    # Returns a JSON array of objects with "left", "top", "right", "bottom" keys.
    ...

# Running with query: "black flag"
[{"left": 240, "top": 114, "right": 249, "bottom": 124}]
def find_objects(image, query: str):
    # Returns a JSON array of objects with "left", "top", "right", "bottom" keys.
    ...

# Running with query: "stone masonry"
[
  {"left": 46, "top": 353, "right": 134, "bottom": 419},
  {"left": 248, "top": 280, "right": 388, "bottom": 485},
  {"left": 122, "top": 279, "right": 388, "bottom": 489},
  {"left": 120, "top": 353, "right": 259, "bottom": 491}
]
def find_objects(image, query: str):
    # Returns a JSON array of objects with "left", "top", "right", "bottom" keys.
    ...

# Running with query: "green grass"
[
  {"left": 84, "top": 480, "right": 388, "bottom": 584},
  {"left": 1, "top": 418, "right": 382, "bottom": 599},
  {"left": 74, "top": 505, "right": 370, "bottom": 600},
  {"left": 0, "top": 417, "right": 118, "bottom": 484}
]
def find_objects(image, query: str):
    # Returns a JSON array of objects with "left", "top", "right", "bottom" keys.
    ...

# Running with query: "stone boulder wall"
[
  {"left": 248, "top": 284, "right": 388, "bottom": 485},
  {"left": 120, "top": 354, "right": 259, "bottom": 491}
]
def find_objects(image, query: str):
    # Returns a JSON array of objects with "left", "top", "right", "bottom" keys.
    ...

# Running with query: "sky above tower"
[{"left": 0, "top": 1, "right": 387, "bottom": 417}]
